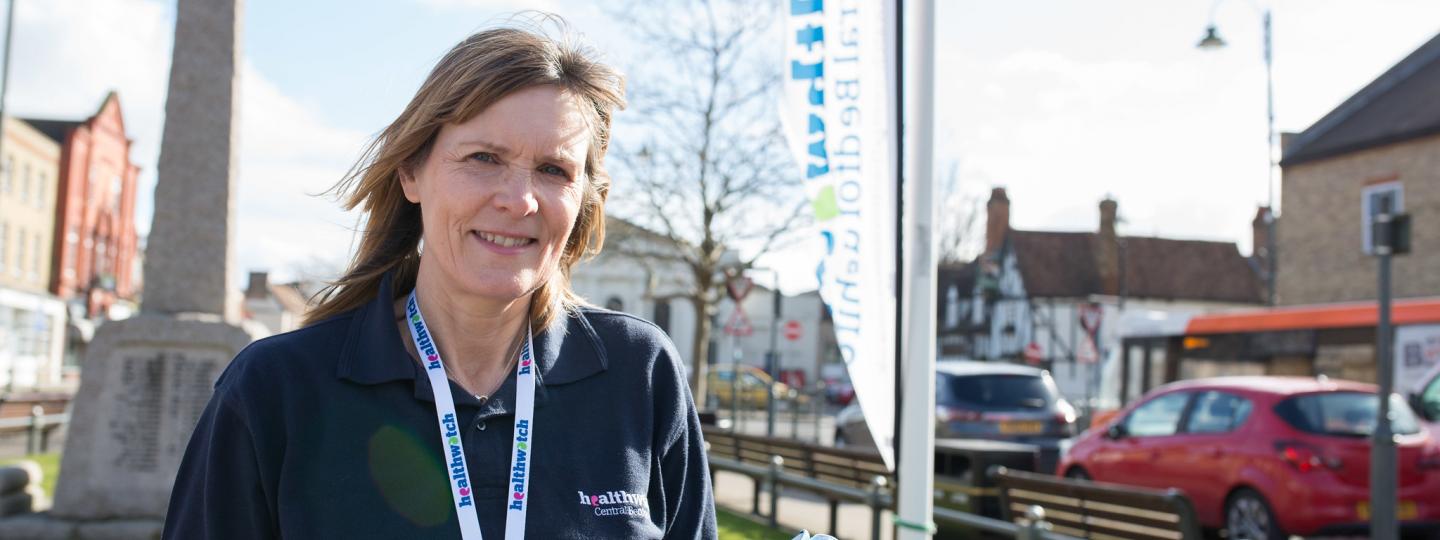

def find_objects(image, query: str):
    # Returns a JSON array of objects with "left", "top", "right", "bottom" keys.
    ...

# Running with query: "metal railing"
[
  {"left": 0, "top": 406, "right": 69, "bottom": 455},
  {"left": 708, "top": 450, "right": 1083, "bottom": 540}
]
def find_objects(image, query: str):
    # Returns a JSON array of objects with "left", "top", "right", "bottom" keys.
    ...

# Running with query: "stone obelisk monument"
[{"left": 0, "top": 0, "right": 258, "bottom": 537}]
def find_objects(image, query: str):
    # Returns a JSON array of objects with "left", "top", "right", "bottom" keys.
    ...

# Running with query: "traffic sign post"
[
  {"left": 1370, "top": 210, "right": 1411, "bottom": 539},
  {"left": 783, "top": 320, "right": 802, "bottom": 341},
  {"left": 724, "top": 310, "right": 754, "bottom": 337},
  {"left": 1023, "top": 341, "right": 1043, "bottom": 365},
  {"left": 725, "top": 274, "right": 753, "bottom": 433}
]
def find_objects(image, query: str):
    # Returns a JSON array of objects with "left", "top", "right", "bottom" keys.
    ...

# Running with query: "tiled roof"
[
  {"left": 270, "top": 284, "right": 313, "bottom": 315},
  {"left": 1009, "top": 232, "right": 1102, "bottom": 298},
  {"left": 1282, "top": 32, "right": 1440, "bottom": 166},
  {"left": 1000, "top": 230, "right": 1262, "bottom": 304},
  {"left": 1119, "top": 236, "right": 1263, "bottom": 303},
  {"left": 18, "top": 118, "right": 81, "bottom": 145}
]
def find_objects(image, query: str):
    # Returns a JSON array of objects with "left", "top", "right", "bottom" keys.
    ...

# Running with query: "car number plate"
[
  {"left": 1357, "top": 500, "right": 1418, "bottom": 520},
  {"left": 999, "top": 421, "right": 1044, "bottom": 434}
]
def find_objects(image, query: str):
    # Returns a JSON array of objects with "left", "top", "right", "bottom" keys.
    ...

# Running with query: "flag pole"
[
  {"left": 896, "top": 0, "right": 938, "bottom": 537},
  {"left": 891, "top": 0, "right": 906, "bottom": 488}
]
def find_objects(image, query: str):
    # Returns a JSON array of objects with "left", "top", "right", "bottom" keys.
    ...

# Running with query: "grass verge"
[
  {"left": 0, "top": 452, "right": 60, "bottom": 497},
  {"left": 718, "top": 506, "right": 796, "bottom": 540}
]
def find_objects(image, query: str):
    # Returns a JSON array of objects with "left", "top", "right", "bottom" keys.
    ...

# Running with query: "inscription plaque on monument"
[{"left": 51, "top": 321, "right": 253, "bottom": 520}]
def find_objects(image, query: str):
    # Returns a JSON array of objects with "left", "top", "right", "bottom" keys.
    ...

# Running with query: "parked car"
[
  {"left": 1059, "top": 376, "right": 1440, "bottom": 539},
  {"left": 820, "top": 376, "right": 855, "bottom": 406},
  {"left": 833, "top": 360, "right": 1077, "bottom": 471},
  {"left": 706, "top": 365, "right": 799, "bottom": 408},
  {"left": 1409, "top": 362, "right": 1440, "bottom": 439}
]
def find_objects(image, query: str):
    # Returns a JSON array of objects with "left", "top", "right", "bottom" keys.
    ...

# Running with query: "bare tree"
[
  {"left": 605, "top": 0, "right": 806, "bottom": 403},
  {"left": 938, "top": 162, "right": 984, "bottom": 265}
]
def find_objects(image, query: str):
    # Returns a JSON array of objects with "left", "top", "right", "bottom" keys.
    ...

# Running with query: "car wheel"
[
  {"left": 1225, "top": 489, "right": 1283, "bottom": 540},
  {"left": 1064, "top": 467, "right": 1091, "bottom": 482}
]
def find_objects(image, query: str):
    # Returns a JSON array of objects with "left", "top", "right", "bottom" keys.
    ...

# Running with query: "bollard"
[
  {"left": 868, "top": 475, "right": 888, "bottom": 540},
  {"left": 767, "top": 455, "right": 784, "bottom": 529},
  {"left": 26, "top": 406, "right": 44, "bottom": 456},
  {"left": 812, "top": 391, "right": 823, "bottom": 444},
  {"left": 790, "top": 395, "right": 801, "bottom": 439},
  {"left": 1019, "top": 505, "right": 1052, "bottom": 540},
  {"left": 827, "top": 498, "right": 839, "bottom": 535}
]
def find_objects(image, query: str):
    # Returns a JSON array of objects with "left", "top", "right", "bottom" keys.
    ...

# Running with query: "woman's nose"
[{"left": 490, "top": 166, "right": 539, "bottom": 215}]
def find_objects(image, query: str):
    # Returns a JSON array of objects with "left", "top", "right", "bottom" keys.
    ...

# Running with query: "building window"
[
  {"left": 1361, "top": 181, "right": 1403, "bottom": 255},
  {"left": 605, "top": 296, "right": 624, "bottom": 312},
  {"left": 653, "top": 299, "right": 672, "bottom": 334},
  {"left": 1, "top": 155, "right": 11, "bottom": 193},
  {"left": 110, "top": 174, "right": 122, "bottom": 210},
  {"left": 31, "top": 232, "right": 41, "bottom": 279},
  {"left": 0, "top": 221, "right": 7, "bottom": 272},
  {"left": 20, "top": 163, "right": 30, "bottom": 203},
  {"left": 36, "top": 173, "right": 46, "bottom": 209},
  {"left": 15, "top": 226, "right": 25, "bottom": 277}
]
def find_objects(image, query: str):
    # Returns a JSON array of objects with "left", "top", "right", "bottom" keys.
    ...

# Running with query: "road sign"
[
  {"left": 724, "top": 309, "right": 753, "bottom": 337},
  {"left": 1079, "top": 303, "right": 1103, "bottom": 334},
  {"left": 1023, "top": 341, "right": 1043, "bottom": 365},
  {"left": 727, "top": 276, "right": 754, "bottom": 301},
  {"left": 783, "top": 320, "right": 802, "bottom": 341},
  {"left": 1077, "top": 334, "right": 1098, "bottom": 364}
]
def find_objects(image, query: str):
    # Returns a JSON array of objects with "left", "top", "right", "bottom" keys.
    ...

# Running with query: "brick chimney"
[
  {"left": 1095, "top": 197, "right": 1120, "bottom": 295},
  {"left": 1252, "top": 206, "right": 1271, "bottom": 259},
  {"left": 985, "top": 187, "right": 1010, "bottom": 255},
  {"left": 245, "top": 271, "right": 270, "bottom": 300}
]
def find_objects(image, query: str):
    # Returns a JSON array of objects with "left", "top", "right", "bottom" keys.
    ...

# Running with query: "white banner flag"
[{"left": 784, "top": 0, "right": 898, "bottom": 468}]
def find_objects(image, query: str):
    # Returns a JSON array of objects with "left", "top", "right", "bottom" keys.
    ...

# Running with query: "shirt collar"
[{"left": 336, "top": 269, "right": 609, "bottom": 390}]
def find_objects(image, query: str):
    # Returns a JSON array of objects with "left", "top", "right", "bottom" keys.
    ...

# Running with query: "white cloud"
[
  {"left": 234, "top": 61, "right": 371, "bottom": 285},
  {"left": 415, "top": 0, "right": 563, "bottom": 15}
]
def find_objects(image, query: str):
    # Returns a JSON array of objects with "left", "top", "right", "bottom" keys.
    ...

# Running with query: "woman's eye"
[
  {"left": 539, "top": 164, "right": 569, "bottom": 178},
  {"left": 469, "top": 152, "right": 499, "bottom": 164}
]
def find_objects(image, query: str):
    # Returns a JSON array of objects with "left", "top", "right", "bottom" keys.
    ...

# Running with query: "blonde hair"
[{"left": 305, "top": 20, "right": 625, "bottom": 329}]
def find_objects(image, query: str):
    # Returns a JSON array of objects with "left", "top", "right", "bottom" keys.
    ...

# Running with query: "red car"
[{"left": 1059, "top": 376, "right": 1440, "bottom": 539}]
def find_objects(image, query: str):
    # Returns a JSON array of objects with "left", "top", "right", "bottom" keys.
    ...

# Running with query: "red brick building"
[{"left": 24, "top": 92, "right": 140, "bottom": 317}]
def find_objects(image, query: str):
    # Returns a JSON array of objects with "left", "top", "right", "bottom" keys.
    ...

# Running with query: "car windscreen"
[
  {"left": 939, "top": 374, "right": 1053, "bottom": 410},
  {"left": 1273, "top": 391, "right": 1421, "bottom": 437}
]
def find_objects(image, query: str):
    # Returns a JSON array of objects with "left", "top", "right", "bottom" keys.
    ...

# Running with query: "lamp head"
[{"left": 1197, "top": 25, "right": 1227, "bottom": 49}]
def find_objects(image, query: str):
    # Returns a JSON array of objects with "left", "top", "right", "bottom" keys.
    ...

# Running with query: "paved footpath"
[{"left": 712, "top": 470, "right": 895, "bottom": 540}]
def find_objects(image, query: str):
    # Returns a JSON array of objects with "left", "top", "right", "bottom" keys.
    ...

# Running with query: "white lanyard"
[{"left": 405, "top": 290, "right": 536, "bottom": 540}]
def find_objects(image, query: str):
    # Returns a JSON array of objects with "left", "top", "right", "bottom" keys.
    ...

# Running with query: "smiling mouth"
[{"left": 474, "top": 230, "right": 537, "bottom": 248}]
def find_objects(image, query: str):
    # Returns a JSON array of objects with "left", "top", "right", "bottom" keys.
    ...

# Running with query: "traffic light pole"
[{"left": 1371, "top": 214, "right": 1397, "bottom": 539}]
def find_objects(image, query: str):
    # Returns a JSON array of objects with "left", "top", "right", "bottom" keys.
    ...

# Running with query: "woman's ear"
[{"left": 399, "top": 164, "right": 422, "bottom": 204}]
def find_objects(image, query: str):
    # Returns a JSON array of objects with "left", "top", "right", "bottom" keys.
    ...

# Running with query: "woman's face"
[{"left": 402, "top": 85, "right": 591, "bottom": 305}]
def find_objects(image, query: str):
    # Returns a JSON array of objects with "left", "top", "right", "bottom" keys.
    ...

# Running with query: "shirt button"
[{"left": 476, "top": 421, "right": 487, "bottom": 431}]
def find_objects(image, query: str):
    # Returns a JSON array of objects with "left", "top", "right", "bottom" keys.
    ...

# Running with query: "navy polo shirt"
[{"left": 163, "top": 272, "right": 717, "bottom": 539}]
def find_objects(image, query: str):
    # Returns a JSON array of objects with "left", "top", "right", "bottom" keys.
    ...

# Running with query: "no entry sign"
[{"left": 783, "top": 320, "right": 802, "bottom": 341}]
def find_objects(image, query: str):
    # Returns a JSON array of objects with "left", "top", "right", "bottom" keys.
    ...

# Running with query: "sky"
[{"left": 8, "top": 0, "right": 1440, "bottom": 294}]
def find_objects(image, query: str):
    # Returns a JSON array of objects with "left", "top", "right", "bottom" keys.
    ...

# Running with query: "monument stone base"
[
  {"left": 0, "top": 512, "right": 163, "bottom": 540},
  {"left": 49, "top": 314, "right": 260, "bottom": 521}
]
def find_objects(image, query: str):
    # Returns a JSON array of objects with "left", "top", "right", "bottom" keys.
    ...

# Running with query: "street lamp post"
[{"left": 1197, "top": 4, "right": 1279, "bottom": 306}]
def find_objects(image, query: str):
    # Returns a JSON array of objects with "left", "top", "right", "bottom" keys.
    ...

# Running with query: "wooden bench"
[
  {"left": 703, "top": 426, "right": 892, "bottom": 533},
  {"left": 993, "top": 467, "right": 1202, "bottom": 540},
  {"left": 703, "top": 426, "right": 892, "bottom": 489}
]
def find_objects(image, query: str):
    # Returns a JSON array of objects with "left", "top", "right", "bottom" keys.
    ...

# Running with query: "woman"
[{"left": 164, "top": 23, "right": 717, "bottom": 539}]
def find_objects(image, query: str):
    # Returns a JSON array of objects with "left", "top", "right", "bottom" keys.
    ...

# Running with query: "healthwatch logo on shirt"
[{"left": 578, "top": 489, "right": 649, "bottom": 517}]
